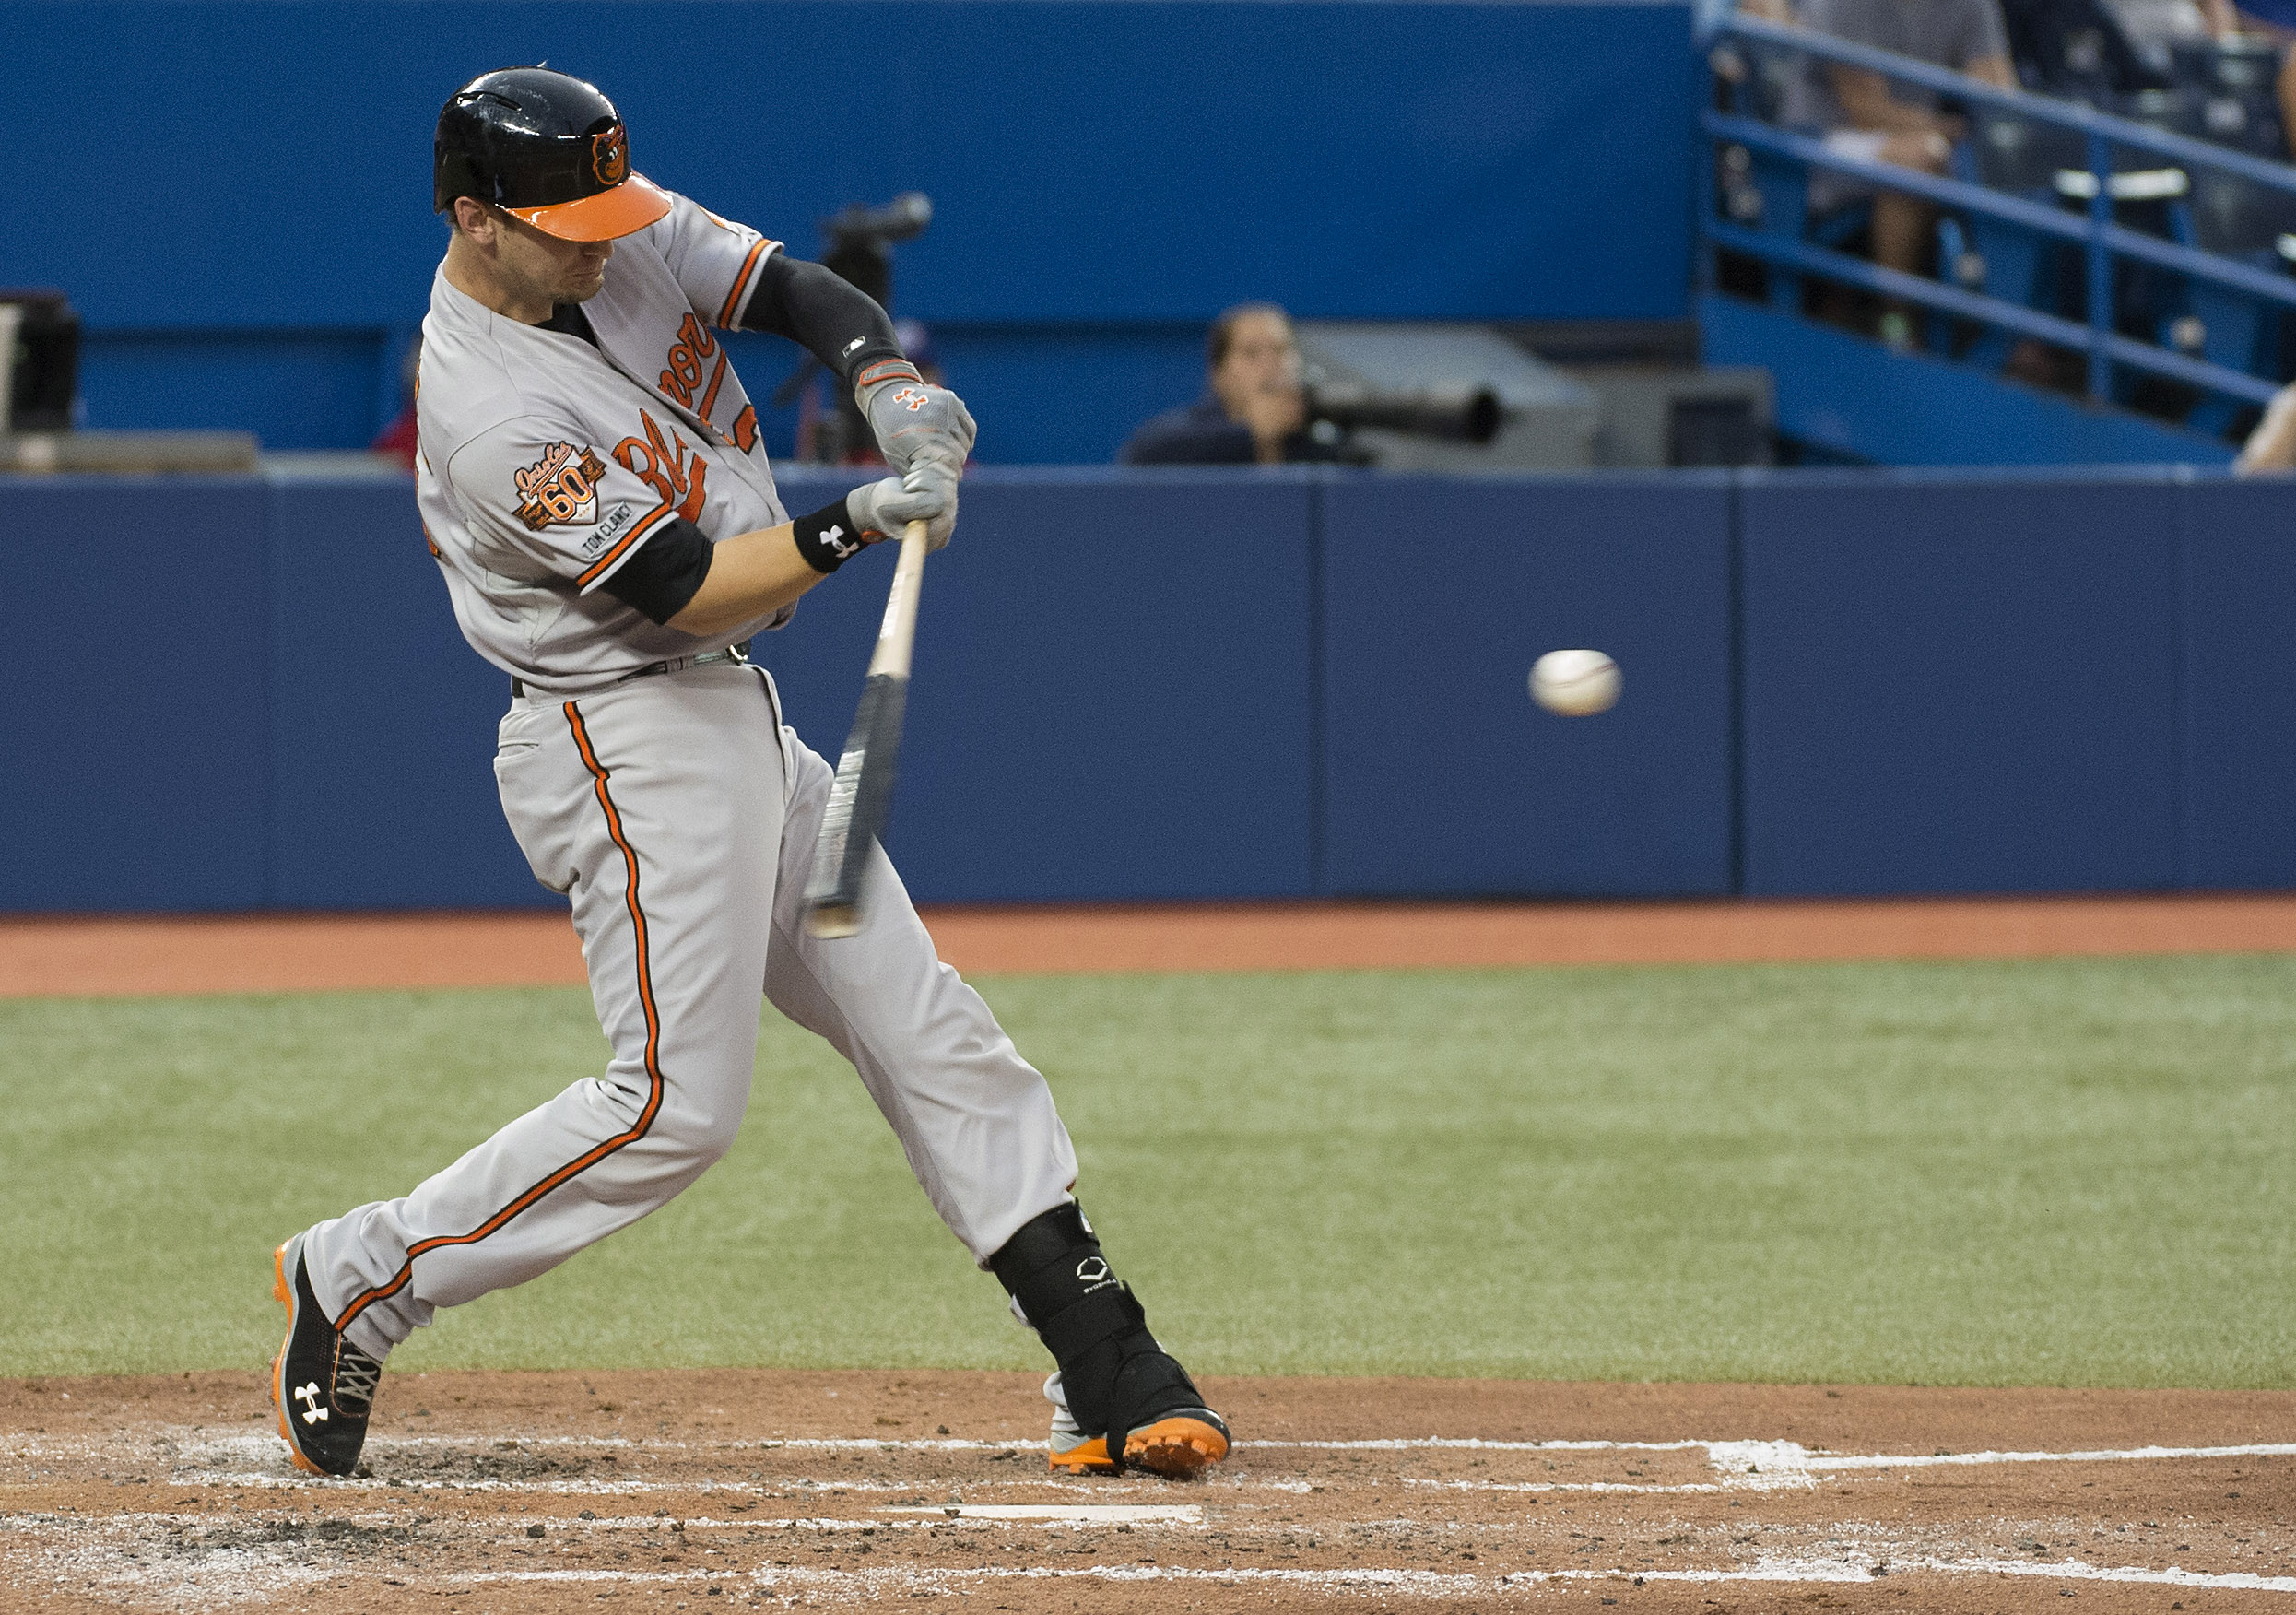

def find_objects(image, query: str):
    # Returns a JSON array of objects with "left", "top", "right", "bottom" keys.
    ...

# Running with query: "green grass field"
[{"left": 3, "top": 956, "right": 2290, "bottom": 1387}]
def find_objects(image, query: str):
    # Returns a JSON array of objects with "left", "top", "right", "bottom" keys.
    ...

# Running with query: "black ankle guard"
[{"left": 988, "top": 1204, "right": 1210, "bottom": 1461}]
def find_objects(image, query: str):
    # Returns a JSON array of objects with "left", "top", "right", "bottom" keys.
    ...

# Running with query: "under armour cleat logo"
[{"left": 294, "top": 1382, "right": 329, "bottom": 1424}]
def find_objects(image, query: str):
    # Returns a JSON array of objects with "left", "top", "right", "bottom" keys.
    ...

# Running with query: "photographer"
[{"left": 1122, "top": 303, "right": 1352, "bottom": 465}]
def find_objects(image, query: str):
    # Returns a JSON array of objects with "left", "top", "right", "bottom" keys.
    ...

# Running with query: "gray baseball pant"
[{"left": 300, "top": 662, "right": 1079, "bottom": 1359}]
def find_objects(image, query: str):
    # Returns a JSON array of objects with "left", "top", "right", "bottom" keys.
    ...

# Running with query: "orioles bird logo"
[{"left": 592, "top": 125, "right": 629, "bottom": 187}]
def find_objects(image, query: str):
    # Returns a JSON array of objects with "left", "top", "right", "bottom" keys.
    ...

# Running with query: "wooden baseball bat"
[{"left": 803, "top": 519, "right": 932, "bottom": 938}]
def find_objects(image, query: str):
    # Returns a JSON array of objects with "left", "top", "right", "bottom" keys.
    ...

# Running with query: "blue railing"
[{"left": 1701, "top": 12, "right": 2296, "bottom": 413}]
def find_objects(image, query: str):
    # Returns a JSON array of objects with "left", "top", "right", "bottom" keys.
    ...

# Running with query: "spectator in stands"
[
  {"left": 1121, "top": 303, "right": 1349, "bottom": 465},
  {"left": 1789, "top": 0, "right": 2017, "bottom": 347},
  {"left": 371, "top": 336, "right": 421, "bottom": 470},
  {"left": 2234, "top": 379, "right": 2296, "bottom": 469}
]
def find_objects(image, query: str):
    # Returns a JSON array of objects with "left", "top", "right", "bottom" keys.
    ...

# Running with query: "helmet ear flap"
[{"left": 433, "top": 148, "right": 482, "bottom": 215}]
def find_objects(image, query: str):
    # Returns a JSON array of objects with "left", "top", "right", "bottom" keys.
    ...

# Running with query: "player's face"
[{"left": 493, "top": 209, "right": 617, "bottom": 306}]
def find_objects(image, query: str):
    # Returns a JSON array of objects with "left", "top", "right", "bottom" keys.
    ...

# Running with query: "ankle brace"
[{"left": 988, "top": 1204, "right": 1205, "bottom": 1449}]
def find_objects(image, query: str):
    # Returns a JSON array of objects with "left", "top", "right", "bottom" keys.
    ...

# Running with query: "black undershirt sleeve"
[
  {"left": 599, "top": 517, "right": 715, "bottom": 625},
  {"left": 735, "top": 253, "right": 908, "bottom": 389}
]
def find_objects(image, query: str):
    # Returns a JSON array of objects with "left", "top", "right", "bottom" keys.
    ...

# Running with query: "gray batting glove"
[
  {"left": 859, "top": 376, "right": 978, "bottom": 477},
  {"left": 847, "top": 454, "right": 959, "bottom": 551}
]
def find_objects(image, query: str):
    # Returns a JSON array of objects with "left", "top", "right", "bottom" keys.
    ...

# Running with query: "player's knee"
[{"left": 650, "top": 1093, "right": 748, "bottom": 1166}]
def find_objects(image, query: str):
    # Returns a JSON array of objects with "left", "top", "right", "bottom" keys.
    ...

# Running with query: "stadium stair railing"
[{"left": 1701, "top": 13, "right": 2296, "bottom": 447}]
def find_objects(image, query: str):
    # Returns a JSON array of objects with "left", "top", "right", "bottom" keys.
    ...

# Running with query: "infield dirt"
[
  {"left": 4, "top": 1369, "right": 2290, "bottom": 1613},
  {"left": 13, "top": 892, "right": 2296, "bottom": 996}
]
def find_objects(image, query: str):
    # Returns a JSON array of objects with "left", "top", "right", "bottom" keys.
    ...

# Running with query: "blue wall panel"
[
  {"left": 754, "top": 468, "right": 1317, "bottom": 902},
  {"left": 2181, "top": 477, "right": 2296, "bottom": 890},
  {"left": 0, "top": 477, "right": 270, "bottom": 911},
  {"left": 265, "top": 474, "right": 557, "bottom": 909},
  {"left": 1740, "top": 471, "right": 2184, "bottom": 896},
  {"left": 1, "top": 2, "right": 1692, "bottom": 329},
  {"left": 2, "top": 1, "right": 1693, "bottom": 455},
  {"left": 1321, "top": 476, "right": 1736, "bottom": 897},
  {"left": 77, "top": 331, "right": 404, "bottom": 453},
  {"left": 930, "top": 327, "right": 1212, "bottom": 467}
]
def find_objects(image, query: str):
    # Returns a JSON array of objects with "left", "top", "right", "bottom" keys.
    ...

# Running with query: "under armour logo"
[
  {"left": 821, "top": 523, "right": 859, "bottom": 559},
  {"left": 294, "top": 1382, "right": 328, "bottom": 1425},
  {"left": 891, "top": 385, "right": 929, "bottom": 413},
  {"left": 1076, "top": 1256, "right": 1112, "bottom": 1288}
]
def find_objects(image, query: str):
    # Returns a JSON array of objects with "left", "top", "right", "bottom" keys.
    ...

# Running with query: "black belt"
[{"left": 512, "top": 642, "right": 749, "bottom": 700}]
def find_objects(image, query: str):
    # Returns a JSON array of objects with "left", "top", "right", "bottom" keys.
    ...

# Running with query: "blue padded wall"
[
  {"left": 0, "top": 477, "right": 271, "bottom": 911},
  {"left": 265, "top": 473, "right": 556, "bottom": 909},
  {"left": 1320, "top": 476, "right": 1736, "bottom": 897},
  {"left": 1740, "top": 470, "right": 2184, "bottom": 896},
  {"left": 2180, "top": 477, "right": 2296, "bottom": 890},
  {"left": 758, "top": 468, "right": 1317, "bottom": 902},
  {"left": 6, "top": 466, "right": 2292, "bottom": 914}
]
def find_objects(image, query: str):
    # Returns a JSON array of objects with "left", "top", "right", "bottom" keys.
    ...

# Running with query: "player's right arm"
[
  {"left": 665, "top": 463, "right": 957, "bottom": 637},
  {"left": 443, "top": 417, "right": 947, "bottom": 639}
]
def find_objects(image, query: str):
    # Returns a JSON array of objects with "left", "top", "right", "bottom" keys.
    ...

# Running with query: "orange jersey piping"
[
  {"left": 332, "top": 703, "right": 666, "bottom": 1333},
  {"left": 717, "top": 239, "right": 773, "bottom": 328}
]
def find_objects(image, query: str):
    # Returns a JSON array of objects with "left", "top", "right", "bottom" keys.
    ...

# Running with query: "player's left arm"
[
  {"left": 734, "top": 253, "right": 977, "bottom": 474},
  {"left": 653, "top": 189, "right": 976, "bottom": 469}
]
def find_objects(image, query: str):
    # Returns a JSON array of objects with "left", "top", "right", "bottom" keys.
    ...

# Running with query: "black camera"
[
  {"left": 2, "top": 289, "right": 81, "bottom": 433},
  {"left": 1306, "top": 381, "right": 1503, "bottom": 445}
]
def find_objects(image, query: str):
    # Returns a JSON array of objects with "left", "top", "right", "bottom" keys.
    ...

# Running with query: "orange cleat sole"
[
  {"left": 269, "top": 1242, "right": 327, "bottom": 1478},
  {"left": 1125, "top": 1416, "right": 1230, "bottom": 1479},
  {"left": 1047, "top": 1416, "right": 1230, "bottom": 1479},
  {"left": 1047, "top": 1435, "right": 1115, "bottom": 1474}
]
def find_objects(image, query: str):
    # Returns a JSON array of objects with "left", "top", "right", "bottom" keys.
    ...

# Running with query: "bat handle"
[{"left": 865, "top": 520, "right": 933, "bottom": 680}]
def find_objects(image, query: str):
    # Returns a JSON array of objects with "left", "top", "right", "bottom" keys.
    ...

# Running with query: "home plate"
[{"left": 878, "top": 1504, "right": 1204, "bottom": 1524}]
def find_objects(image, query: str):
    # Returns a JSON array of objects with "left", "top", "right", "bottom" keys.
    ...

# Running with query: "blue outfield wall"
[
  {"left": 1738, "top": 470, "right": 2187, "bottom": 896},
  {"left": 4, "top": 466, "right": 2293, "bottom": 914},
  {"left": 1321, "top": 476, "right": 1737, "bottom": 898},
  {"left": 1, "top": 0, "right": 1696, "bottom": 460}
]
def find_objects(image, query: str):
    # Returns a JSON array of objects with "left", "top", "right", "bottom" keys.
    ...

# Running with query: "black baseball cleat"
[
  {"left": 990, "top": 1204, "right": 1231, "bottom": 1479},
  {"left": 269, "top": 1234, "right": 383, "bottom": 1478},
  {"left": 1044, "top": 1365, "right": 1231, "bottom": 1478}
]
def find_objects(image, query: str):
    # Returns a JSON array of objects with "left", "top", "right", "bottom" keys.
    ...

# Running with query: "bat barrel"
[{"left": 803, "top": 670, "right": 908, "bottom": 937}]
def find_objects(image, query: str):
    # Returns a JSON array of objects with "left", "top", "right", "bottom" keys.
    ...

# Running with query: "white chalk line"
[
  {"left": 877, "top": 1503, "right": 1200, "bottom": 1523},
  {"left": 1799, "top": 1442, "right": 2296, "bottom": 1470},
  {"left": 15, "top": 1504, "right": 2296, "bottom": 1605},
  {"left": 5, "top": 1506, "right": 1195, "bottom": 1536},
  {"left": 1512, "top": 1555, "right": 2296, "bottom": 1594},
  {"left": 96, "top": 1555, "right": 2295, "bottom": 1600},
  {"left": 18, "top": 1431, "right": 2289, "bottom": 1511},
  {"left": 37, "top": 1428, "right": 2294, "bottom": 1468},
  {"left": 1404, "top": 1479, "right": 1734, "bottom": 1494}
]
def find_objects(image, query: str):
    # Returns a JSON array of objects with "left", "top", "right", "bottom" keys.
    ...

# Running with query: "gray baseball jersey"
[{"left": 416, "top": 190, "right": 795, "bottom": 695}]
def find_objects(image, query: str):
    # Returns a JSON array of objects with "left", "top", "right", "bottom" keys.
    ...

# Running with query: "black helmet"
[{"left": 433, "top": 66, "right": 671, "bottom": 242}]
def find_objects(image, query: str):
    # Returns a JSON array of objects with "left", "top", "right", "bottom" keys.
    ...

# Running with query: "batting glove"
[
  {"left": 847, "top": 452, "right": 959, "bottom": 551},
  {"left": 859, "top": 374, "right": 978, "bottom": 477}
]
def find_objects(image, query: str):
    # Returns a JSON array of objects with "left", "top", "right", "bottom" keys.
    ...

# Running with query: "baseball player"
[{"left": 268, "top": 66, "right": 1229, "bottom": 1486}]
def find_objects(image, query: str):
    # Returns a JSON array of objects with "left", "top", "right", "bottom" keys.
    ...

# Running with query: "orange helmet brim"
[{"left": 507, "top": 171, "right": 673, "bottom": 242}]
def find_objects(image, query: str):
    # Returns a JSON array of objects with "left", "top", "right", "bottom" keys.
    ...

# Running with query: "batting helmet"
[{"left": 433, "top": 67, "right": 672, "bottom": 242}]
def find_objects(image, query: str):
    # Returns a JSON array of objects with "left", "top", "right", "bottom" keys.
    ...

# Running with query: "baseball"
[{"left": 1530, "top": 648, "right": 1620, "bottom": 716}]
